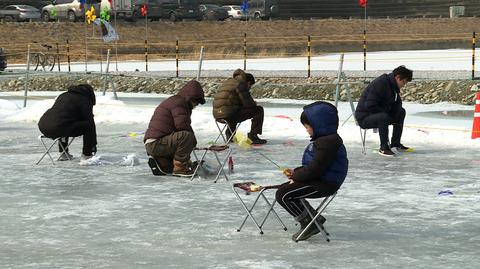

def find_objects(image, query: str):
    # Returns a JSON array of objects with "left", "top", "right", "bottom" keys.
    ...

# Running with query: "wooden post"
[
  {"left": 307, "top": 35, "right": 311, "bottom": 78},
  {"left": 176, "top": 40, "right": 179, "bottom": 78},
  {"left": 243, "top": 33, "right": 247, "bottom": 70},
  {"left": 363, "top": 30, "right": 367, "bottom": 71},
  {"left": 66, "top": 38, "right": 71, "bottom": 72},
  {"left": 145, "top": 39, "right": 148, "bottom": 72},
  {"left": 56, "top": 42, "right": 60, "bottom": 72},
  {"left": 197, "top": 46, "right": 205, "bottom": 80},
  {"left": 473, "top": 32, "right": 476, "bottom": 80},
  {"left": 24, "top": 45, "right": 31, "bottom": 108}
]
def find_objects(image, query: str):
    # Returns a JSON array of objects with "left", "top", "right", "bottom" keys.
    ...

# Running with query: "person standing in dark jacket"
[
  {"left": 38, "top": 84, "right": 97, "bottom": 161},
  {"left": 355, "top": 66, "right": 413, "bottom": 156},
  {"left": 276, "top": 101, "right": 348, "bottom": 241},
  {"left": 212, "top": 69, "right": 267, "bottom": 145},
  {"left": 144, "top": 80, "right": 206, "bottom": 177}
]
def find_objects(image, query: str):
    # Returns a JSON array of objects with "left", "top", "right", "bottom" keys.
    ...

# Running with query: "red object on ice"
[
  {"left": 274, "top": 115, "right": 293, "bottom": 121},
  {"left": 228, "top": 156, "right": 234, "bottom": 173},
  {"left": 472, "top": 92, "right": 480, "bottom": 139}
]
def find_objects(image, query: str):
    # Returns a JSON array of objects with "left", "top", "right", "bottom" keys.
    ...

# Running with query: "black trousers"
[
  {"left": 358, "top": 108, "right": 406, "bottom": 149},
  {"left": 42, "top": 121, "right": 97, "bottom": 156},
  {"left": 276, "top": 181, "right": 338, "bottom": 220},
  {"left": 225, "top": 105, "right": 264, "bottom": 135}
]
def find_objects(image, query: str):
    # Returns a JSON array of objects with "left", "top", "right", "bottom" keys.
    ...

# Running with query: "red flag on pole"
[{"left": 359, "top": 0, "right": 367, "bottom": 8}]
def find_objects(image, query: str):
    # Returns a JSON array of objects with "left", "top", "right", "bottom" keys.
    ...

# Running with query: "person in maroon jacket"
[{"left": 144, "top": 80, "right": 206, "bottom": 177}]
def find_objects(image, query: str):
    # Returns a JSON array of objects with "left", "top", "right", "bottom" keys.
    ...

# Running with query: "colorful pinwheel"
[
  {"left": 86, "top": 6, "right": 96, "bottom": 24},
  {"left": 140, "top": 4, "right": 147, "bottom": 17},
  {"left": 100, "top": 7, "right": 110, "bottom": 21},
  {"left": 50, "top": 8, "right": 57, "bottom": 19}
]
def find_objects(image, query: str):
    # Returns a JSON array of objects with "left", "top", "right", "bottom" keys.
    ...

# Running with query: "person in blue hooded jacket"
[{"left": 276, "top": 101, "right": 348, "bottom": 241}]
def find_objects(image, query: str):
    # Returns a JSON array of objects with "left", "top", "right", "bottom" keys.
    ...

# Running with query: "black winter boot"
[
  {"left": 292, "top": 215, "right": 321, "bottom": 241},
  {"left": 248, "top": 133, "right": 267, "bottom": 145},
  {"left": 305, "top": 203, "right": 326, "bottom": 225}
]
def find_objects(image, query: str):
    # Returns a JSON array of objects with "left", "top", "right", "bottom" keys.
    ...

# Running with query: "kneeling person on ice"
[
  {"left": 144, "top": 80, "right": 206, "bottom": 177},
  {"left": 276, "top": 101, "right": 348, "bottom": 241}
]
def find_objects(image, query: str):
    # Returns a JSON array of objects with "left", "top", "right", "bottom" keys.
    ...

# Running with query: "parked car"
[
  {"left": 0, "top": 48, "right": 6, "bottom": 72},
  {"left": 117, "top": 0, "right": 201, "bottom": 22},
  {"left": 199, "top": 4, "right": 228, "bottom": 21},
  {"left": 0, "top": 0, "right": 51, "bottom": 11},
  {"left": 41, "top": 0, "right": 101, "bottom": 22},
  {"left": 223, "top": 5, "right": 243, "bottom": 20},
  {"left": 0, "top": 5, "right": 41, "bottom": 22},
  {"left": 246, "top": 0, "right": 278, "bottom": 20}
]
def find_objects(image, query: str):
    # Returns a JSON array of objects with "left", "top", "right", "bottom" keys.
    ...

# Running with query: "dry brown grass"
[{"left": 1, "top": 18, "right": 479, "bottom": 64}]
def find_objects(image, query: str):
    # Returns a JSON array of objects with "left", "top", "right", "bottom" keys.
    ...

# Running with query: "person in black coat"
[
  {"left": 355, "top": 66, "right": 413, "bottom": 156},
  {"left": 276, "top": 101, "right": 348, "bottom": 241},
  {"left": 38, "top": 84, "right": 97, "bottom": 160}
]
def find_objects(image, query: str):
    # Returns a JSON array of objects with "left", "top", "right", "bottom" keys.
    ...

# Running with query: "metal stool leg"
[
  {"left": 361, "top": 128, "right": 366, "bottom": 155},
  {"left": 36, "top": 136, "right": 59, "bottom": 165},
  {"left": 258, "top": 193, "right": 288, "bottom": 231},
  {"left": 36, "top": 136, "right": 76, "bottom": 165},
  {"left": 57, "top": 137, "right": 75, "bottom": 161},
  {"left": 295, "top": 193, "right": 337, "bottom": 242},
  {"left": 212, "top": 148, "right": 232, "bottom": 183},
  {"left": 233, "top": 186, "right": 266, "bottom": 234},
  {"left": 215, "top": 120, "right": 241, "bottom": 144},
  {"left": 191, "top": 149, "right": 208, "bottom": 181}
]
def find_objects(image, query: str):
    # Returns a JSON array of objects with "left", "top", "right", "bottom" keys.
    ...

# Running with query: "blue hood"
[{"left": 303, "top": 101, "right": 339, "bottom": 139}]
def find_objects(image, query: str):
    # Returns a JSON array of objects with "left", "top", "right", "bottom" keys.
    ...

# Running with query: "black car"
[
  {"left": 130, "top": 0, "right": 202, "bottom": 22},
  {"left": 199, "top": 4, "right": 228, "bottom": 21}
]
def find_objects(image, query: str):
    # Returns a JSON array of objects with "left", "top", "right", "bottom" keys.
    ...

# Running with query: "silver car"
[
  {"left": 0, "top": 5, "right": 41, "bottom": 22},
  {"left": 42, "top": 0, "right": 101, "bottom": 22}
]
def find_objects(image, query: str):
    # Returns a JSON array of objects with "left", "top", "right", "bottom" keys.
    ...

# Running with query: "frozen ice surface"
[{"left": 0, "top": 94, "right": 479, "bottom": 268}]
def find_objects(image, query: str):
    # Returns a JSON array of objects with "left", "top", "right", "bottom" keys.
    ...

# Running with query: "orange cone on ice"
[{"left": 472, "top": 92, "right": 480, "bottom": 139}]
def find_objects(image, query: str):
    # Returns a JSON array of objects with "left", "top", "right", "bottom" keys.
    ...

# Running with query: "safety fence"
[{"left": 1, "top": 31, "right": 478, "bottom": 79}]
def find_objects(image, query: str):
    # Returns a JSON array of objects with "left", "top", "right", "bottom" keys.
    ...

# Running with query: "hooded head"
[
  {"left": 245, "top": 73, "right": 255, "bottom": 85},
  {"left": 301, "top": 101, "right": 339, "bottom": 139},
  {"left": 178, "top": 80, "right": 206, "bottom": 107},
  {"left": 232, "top": 69, "right": 247, "bottom": 81},
  {"left": 68, "top": 84, "right": 96, "bottom": 105}
]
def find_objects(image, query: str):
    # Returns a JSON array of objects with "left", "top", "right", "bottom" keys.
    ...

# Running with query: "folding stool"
[
  {"left": 214, "top": 119, "right": 241, "bottom": 144},
  {"left": 191, "top": 144, "right": 232, "bottom": 182},
  {"left": 36, "top": 135, "right": 75, "bottom": 165},
  {"left": 361, "top": 128, "right": 378, "bottom": 155},
  {"left": 360, "top": 128, "right": 367, "bottom": 155},
  {"left": 232, "top": 182, "right": 288, "bottom": 234},
  {"left": 294, "top": 192, "right": 337, "bottom": 243},
  {"left": 189, "top": 119, "right": 241, "bottom": 182}
]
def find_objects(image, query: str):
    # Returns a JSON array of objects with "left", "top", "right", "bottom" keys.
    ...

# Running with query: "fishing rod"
[
  {"left": 255, "top": 150, "right": 281, "bottom": 168},
  {"left": 255, "top": 150, "right": 292, "bottom": 177}
]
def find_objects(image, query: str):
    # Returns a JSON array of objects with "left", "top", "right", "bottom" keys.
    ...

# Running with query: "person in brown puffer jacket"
[
  {"left": 144, "top": 80, "right": 206, "bottom": 177},
  {"left": 212, "top": 69, "right": 267, "bottom": 144}
]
